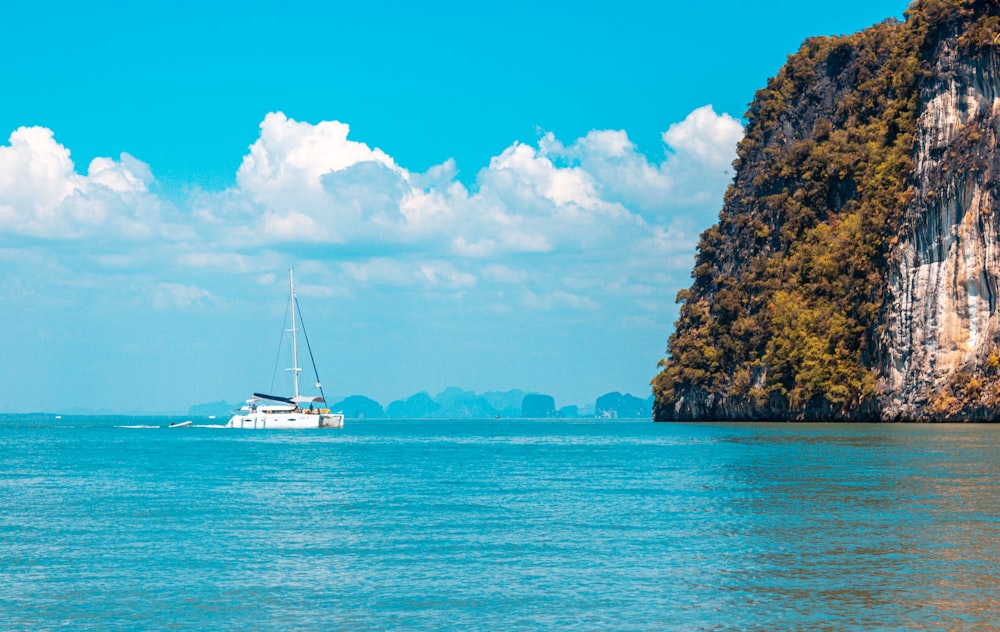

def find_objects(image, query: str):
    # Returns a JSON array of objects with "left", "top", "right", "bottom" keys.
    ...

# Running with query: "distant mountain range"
[{"left": 191, "top": 388, "right": 654, "bottom": 420}]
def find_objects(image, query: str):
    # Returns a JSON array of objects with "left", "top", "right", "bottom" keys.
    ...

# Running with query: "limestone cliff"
[
  {"left": 654, "top": 0, "right": 1000, "bottom": 421},
  {"left": 882, "top": 7, "right": 1000, "bottom": 420}
]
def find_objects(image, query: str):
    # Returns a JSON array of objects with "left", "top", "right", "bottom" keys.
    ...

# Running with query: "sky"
[{"left": 0, "top": 0, "right": 907, "bottom": 414}]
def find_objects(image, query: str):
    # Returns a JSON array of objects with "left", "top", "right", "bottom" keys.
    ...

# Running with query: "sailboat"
[{"left": 226, "top": 269, "right": 345, "bottom": 429}]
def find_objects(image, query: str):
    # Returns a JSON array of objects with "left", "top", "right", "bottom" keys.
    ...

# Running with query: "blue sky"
[{"left": 0, "top": 0, "right": 906, "bottom": 414}]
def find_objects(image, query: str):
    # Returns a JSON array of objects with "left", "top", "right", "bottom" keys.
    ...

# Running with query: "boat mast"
[{"left": 288, "top": 268, "right": 301, "bottom": 401}]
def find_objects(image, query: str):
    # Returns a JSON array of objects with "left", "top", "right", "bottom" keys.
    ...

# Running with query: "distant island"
[{"left": 190, "top": 388, "right": 654, "bottom": 420}]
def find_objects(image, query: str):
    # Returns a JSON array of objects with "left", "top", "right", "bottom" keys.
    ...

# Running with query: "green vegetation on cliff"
[{"left": 653, "top": 0, "right": 995, "bottom": 420}]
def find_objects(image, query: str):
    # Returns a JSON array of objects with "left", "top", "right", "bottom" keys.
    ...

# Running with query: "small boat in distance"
[{"left": 226, "top": 269, "right": 345, "bottom": 430}]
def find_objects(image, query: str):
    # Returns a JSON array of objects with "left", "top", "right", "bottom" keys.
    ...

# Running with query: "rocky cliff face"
[
  {"left": 883, "top": 25, "right": 1000, "bottom": 420},
  {"left": 654, "top": 0, "right": 1000, "bottom": 421}
]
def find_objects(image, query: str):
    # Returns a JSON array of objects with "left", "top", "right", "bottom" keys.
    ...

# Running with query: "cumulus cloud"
[
  {"left": 0, "top": 126, "right": 170, "bottom": 239},
  {"left": 0, "top": 106, "right": 743, "bottom": 315},
  {"left": 546, "top": 105, "right": 743, "bottom": 222},
  {"left": 238, "top": 112, "right": 401, "bottom": 194},
  {"left": 227, "top": 112, "right": 409, "bottom": 244},
  {"left": 88, "top": 153, "right": 153, "bottom": 193},
  {"left": 662, "top": 105, "right": 744, "bottom": 169},
  {"left": 210, "top": 108, "right": 741, "bottom": 257},
  {"left": 0, "top": 127, "right": 78, "bottom": 227}
]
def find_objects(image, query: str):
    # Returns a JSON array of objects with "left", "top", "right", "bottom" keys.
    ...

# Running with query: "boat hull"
[{"left": 225, "top": 412, "right": 345, "bottom": 429}]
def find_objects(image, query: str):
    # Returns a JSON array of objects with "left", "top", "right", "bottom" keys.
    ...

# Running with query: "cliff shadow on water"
[{"left": 653, "top": 0, "right": 1000, "bottom": 422}]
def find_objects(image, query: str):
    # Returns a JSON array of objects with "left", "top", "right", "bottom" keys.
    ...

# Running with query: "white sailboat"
[{"left": 226, "top": 269, "right": 345, "bottom": 430}]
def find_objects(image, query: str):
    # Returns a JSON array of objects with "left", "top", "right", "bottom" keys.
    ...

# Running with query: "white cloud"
[
  {"left": 0, "top": 126, "right": 85, "bottom": 237},
  {"left": 0, "top": 106, "right": 743, "bottom": 318},
  {"left": 342, "top": 258, "right": 477, "bottom": 290},
  {"left": 662, "top": 104, "right": 744, "bottom": 169},
  {"left": 229, "top": 112, "right": 410, "bottom": 244},
  {"left": 187, "top": 108, "right": 743, "bottom": 282},
  {"left": 153, "top": 282, "right": 216, "bottom": 310},
  {"left": 419, "top": 262, "right": 477, "bottom": 289},
  {"left": 488, "top": 141, "right": 602, "bottom": 210},
  {"left": 547, "top": 105, "right": 743, "bottom": 224},
  {"left": 0, "top": 126, "right": 173, "bottom": 240},
  {"left": 177, "top": 252, "right": 269, "bottom": 273},
  {"left": 88, "top": 153, "right": 152, "bottom": 193},
  {"left": 237, "top": 112, "right": 402, "bottom": 196},
  {"left": 260, "top": 209, "right": 322, "bottom": 241},
  {"left": 482, "top": 264, "right": 528, "bottom": 284}
]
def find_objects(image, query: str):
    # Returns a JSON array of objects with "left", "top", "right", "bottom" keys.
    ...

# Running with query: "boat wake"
[{"left": 115, "top": 423, "right": 227, "bottom": 429}]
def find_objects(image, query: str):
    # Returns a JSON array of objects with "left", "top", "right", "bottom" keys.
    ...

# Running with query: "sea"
[{"left": 2, "top": 415, "right": 999, "bottom": 630}]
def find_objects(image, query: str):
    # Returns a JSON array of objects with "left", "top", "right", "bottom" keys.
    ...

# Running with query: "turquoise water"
[{"left": 3, "top": 417, "right": 1000, "bottom": 630}]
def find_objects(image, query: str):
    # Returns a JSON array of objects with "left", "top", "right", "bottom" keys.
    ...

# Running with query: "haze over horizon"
[{"left": 0, "top": 0, "right": 906, "bottom": 415}]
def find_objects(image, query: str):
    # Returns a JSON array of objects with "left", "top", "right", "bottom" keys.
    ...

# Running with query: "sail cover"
[
  {"left": 252, "top": 392, "right": 326, "bottom": 404},
  {"left": 253, "top": 392, "right": 295, "bottom": 404}
]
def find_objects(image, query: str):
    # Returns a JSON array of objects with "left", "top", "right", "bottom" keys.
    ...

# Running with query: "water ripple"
[{"left": 2, "top": 418, "right": 999, "bottom": 629}]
